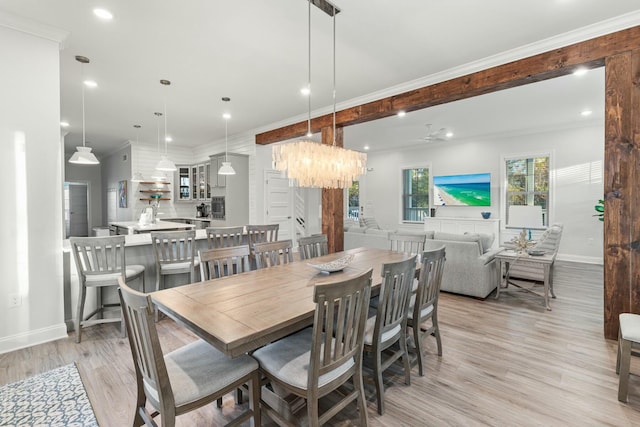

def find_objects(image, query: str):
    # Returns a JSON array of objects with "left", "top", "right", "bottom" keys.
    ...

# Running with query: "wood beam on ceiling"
[{"left": 256, "top": 26, "right": 640, "bottom": 145}]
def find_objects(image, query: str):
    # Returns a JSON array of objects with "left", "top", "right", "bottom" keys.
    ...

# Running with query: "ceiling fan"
[{"left": 419, "top": 124, "right": 448, "bottom": 142}]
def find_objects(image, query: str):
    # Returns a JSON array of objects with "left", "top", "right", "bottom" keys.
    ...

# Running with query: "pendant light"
[
  {"left": 271, "top": 1, "right": 366, "bottom": 189},
  {"left": 131, "top": 124, "right": 145, "bottom": 182},
  {"left": 218, "top": 104, "right": 235, "bottom": 175},
  {"left": 69, "top": 55, "right": 100, "bottom": 165},
  {"left": 155, "top": 79, "right": 177, "bottom": 172}
]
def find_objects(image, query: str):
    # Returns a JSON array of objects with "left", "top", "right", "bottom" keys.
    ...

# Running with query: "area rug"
[{"left": 0, "top": 363, "right": 98, "bottom": 426}]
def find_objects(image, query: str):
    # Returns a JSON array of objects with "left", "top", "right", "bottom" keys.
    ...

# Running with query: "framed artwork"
[
  {"left": 433, "top": 173, "right": 491, "bottom": 206},
  {"left": 118, "top": 180, "right": 127, "bottom": 208}
]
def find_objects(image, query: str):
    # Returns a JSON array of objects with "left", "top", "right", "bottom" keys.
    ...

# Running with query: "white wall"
[
  {"left": 362, "top": 124, "right": 604, "bottom": 263},
  {"left": 65, "top": 155, "right": 102, "bottom": 231},
  {"left": 0, "top": 24, "right": 67, "bottom": 352},
  {"left": 102, "top": 145, "right": 133, "bottom": 222}
]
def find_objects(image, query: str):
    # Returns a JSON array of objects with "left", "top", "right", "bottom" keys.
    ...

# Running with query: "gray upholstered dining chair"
[
  {"left": 407, "top": 246, "right": 446, "bottom": 376},
  {"left": 253, "top": 239, "right": 294, "bottom": 269},
  {"left": 364, "top": 255, "right": 416, "bottom": 414},
  {"left": 252, "top": 268, "right": 372, "bottom": 426},
  {"left": 298, "top": 234, "right": 329, "bottom": 260},
  {"left": 205, "top": 226, "right": 244, "bottom": 249},
  {"left": 69, "top": 235, "right": 145, "bottom": 343},
  {"left": 150, "top": 230, "right": 199, "bottom": 293},
  {"left": 617, "top": 312, "right": 640, "bottom": 402},
  {"left": 199, "top": 245, "right": 251, "bottom": 281},
  {"left": 118, "top": 277, "right": 261, "bottom": 427}
]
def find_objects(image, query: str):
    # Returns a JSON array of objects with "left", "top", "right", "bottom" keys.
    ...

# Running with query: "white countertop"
[{"left": 110, "top": 220, "right": 197, "bottom": 232}]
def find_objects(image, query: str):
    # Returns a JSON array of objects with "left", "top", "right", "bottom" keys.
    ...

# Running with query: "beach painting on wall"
[{"left": 433, "top": 173, "right": 491, "bottom": 206}]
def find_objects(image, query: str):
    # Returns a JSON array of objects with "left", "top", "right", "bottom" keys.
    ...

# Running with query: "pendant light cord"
[
  {"left": 332, "top": 5, "right": 336, "bottom": 146},
  {"left": 164, "top": 97, "right": 168, "bottom": 155},
  {"left": 225, "top": 118, "right": 229, "bottom": 162},
  {"left": 307, "top": 0, "right": 312, "bottom": 137},
  {"left": 81, "top": 63, "right": 86, "bottom": 147}
]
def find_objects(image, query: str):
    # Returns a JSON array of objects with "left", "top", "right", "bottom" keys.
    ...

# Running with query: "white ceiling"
[{"left": 0, "top": 0, "right": 637, "bottom": 156}]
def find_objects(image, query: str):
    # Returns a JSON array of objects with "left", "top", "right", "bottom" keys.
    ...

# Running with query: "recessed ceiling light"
[
  {"left": 300, "top": 86, "right": 310, "bottom": 96},
  {"left": 573, "top": 68, "right": 588, "bottom": 77},
  {"left": 83, "top": 80, "right": 98, "bottom": 88},
  {"left": 165, "top": 136, "right": 173, "bottom": 142},
  {"left": 446, "top": 132, "right": 454, "bottom": 138},
  {"left": 223, "top": 113, "right": 231, "bottom": 120},
  {"left": 93, "top": 8, "right": 113, "bottom": 20},
  {"left": 397, "top": 111, "right": 406, "bottom": 117},
  {"left": 363, "top": 145, "right": 370, "bottom": 150},
  {"left": 581, "top": 110, "right": 593, "bottom": 116},
  {"left": 60, "top": 121, "right": 69, "bottom": 127}
]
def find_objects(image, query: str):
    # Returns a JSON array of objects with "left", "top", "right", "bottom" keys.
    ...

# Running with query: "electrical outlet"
[{"left": 8, "top": 293, "right": 21, "bottom": 308}]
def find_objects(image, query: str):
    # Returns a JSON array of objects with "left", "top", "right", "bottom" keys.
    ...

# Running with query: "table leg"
[
  {"left": 496, "top": 260, "right": 508, "bottom": 299},
  {"left": 543, "top": 264, "right": 551, "bottom": 311}
]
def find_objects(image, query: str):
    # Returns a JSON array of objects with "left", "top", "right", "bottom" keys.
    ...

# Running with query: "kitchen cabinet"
[{"left": 176, "top": 166, "right": 191, "bottom": 200}]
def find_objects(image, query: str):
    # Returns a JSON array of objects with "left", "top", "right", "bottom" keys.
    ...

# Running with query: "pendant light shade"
[
  {"left": 155, "top": 79, "right": 177, "bottom": 172},
  {"left": 69, "top": 55, "right": 100, "bottom": 165},
  {"left": 218, "top": 106, "right": 236, "bottom": 176}
]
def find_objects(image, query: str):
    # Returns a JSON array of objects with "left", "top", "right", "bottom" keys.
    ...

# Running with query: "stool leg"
[
  {"left": 617, "top": 329, "right": 622, "bottom": 374},
  {"left": 618, "top": 338, "right": 632, "bottom": 402},
  {"left": 76, "top": 280, "right": 87, "bottom": 343}
]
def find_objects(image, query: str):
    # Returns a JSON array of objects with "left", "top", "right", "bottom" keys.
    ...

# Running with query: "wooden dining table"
[{"left": 151, "top": 247, "right": 415, "bottom": 358}]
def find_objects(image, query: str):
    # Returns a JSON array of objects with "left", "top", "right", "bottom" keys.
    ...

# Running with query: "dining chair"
[
  {"left": 246, "top": 224, "right": 279, "bottom": 246},
  {"left": 199, "top": 245, "right": 251, "bottom": 281},
  {"left": 69, "top": 235, "right": 145, "bottom": 343},
  {"left": 205, "top": 226, "right": 244, "bottom": 249},
  {"left": 252, "top": 268, "right": 372, "bottom": 426},
  {"left": 363, "top": 255, "right": 417, "bottom": 414},
  {"left": 298, "top": 234, "right": 329, "bottom": 260},
  {"left": 253, "top": 240, "right": 294, "bottom": 269},
  {"left": 150, "top": 230, "right": 199, "bottom": 293},
  {"left": 617, "top": 312, "right": 640, "bottom": 402},
  {"left": 388, "top": 232, "right": 427, "bottom": 255},
  {"left": 117, "top": 277, "right": 261, "bottom": 427},
  {"left": 407, "top": 246, "right": 446, "bottom": 376}
]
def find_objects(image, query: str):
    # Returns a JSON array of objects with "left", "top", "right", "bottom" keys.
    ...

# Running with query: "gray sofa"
[{"left": 344, "top": 227, "right": 500, "bottom": 298}]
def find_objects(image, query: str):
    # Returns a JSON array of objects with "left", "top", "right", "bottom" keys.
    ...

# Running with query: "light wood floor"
[{"left": 2, "top": 261, "right": 640, "bottom": 426}]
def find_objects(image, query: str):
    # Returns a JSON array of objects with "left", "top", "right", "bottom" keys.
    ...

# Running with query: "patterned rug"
[{"left": 0, "top": 363, "right": 98, "bottom": 426}]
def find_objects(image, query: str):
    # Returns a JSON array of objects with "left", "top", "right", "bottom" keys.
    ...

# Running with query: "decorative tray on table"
[
  {"left": 527, "top": 249, "right": 546, "bottom": 256},
  {"left": 308, "top": 254, "right": 354, "bottom": 273}
]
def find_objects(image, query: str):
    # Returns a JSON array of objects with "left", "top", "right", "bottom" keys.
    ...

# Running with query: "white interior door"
[
  {"left": 66, "top": 182, "right": 89, "bottom": 238},
  {"left": 265, "top": 170, "right": 293, "bottom": 242}
]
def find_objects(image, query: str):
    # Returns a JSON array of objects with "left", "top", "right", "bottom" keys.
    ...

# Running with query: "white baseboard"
[
  {"left": 556, "top": 254, "right": 603, "bottom": 265},
  {"left": 0, "top": 324, "right": 68, "bottom": 354}
]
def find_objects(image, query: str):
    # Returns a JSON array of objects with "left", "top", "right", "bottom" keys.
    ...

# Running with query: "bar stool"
[
  {"left": 150, "top": 230, "right": 199, "bottom": 293},
  {"left": 70, "top": 235, "right": 145, "bottom": 343}
]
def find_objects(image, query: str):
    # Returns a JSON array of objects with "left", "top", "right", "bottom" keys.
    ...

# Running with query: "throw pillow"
[
  {"left": 464, "top": 232, "right": 495, "bottom": 253},
  {"left": 434, "top": 231, "right": 483, "bottom": 253}
]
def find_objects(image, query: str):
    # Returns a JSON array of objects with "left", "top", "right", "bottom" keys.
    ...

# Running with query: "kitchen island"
[{"left": 110, "top": 220, "right": 196, "bottom": 235}]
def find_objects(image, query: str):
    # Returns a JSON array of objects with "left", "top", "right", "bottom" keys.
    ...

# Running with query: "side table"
[{"left": 495, "top": 249, "right": 556, "bottom": 310}]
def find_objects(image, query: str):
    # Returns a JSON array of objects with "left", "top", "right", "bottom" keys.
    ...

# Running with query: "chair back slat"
[
  {"left": 118, "top": 277, "right": 174, "bottom": 409},
  {"left": 298, "top": 234, "right": 329, "bottom": 260},
  {"left": 374, "top": 256, "right": 417, "bottom": 340},
  {"left": 415, "top": 246, "right": 446, "bottom": 316},
  {"left": 199, "top": 245, "right": 251, "bottom": 280},
  {"left": 206, "top": 226, "right": 244, "bottom": 249},
  {"left": 389, "top": 232, "right": 427, "bottom": 255},
  {"left": 253, "top": 240, "right": 294, "bottom": 269},
  {"left": 309, "top": 269, "right": 372, "bottom": 386}
]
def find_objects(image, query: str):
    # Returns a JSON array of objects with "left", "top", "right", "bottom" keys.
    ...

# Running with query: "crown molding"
[{"left": 0, "top": 11, "right": 69, "bottom": 45}]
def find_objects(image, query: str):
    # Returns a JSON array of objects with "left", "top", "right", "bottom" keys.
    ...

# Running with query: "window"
[
  {"left": 347, "top": 181, "right": 359, "bottom": 220},
  {"left": 402, "top": 167, "right": 430, "bottom": 222},
  {"left": 505, "top": 155, "right": 550, "bottom": 226}
]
